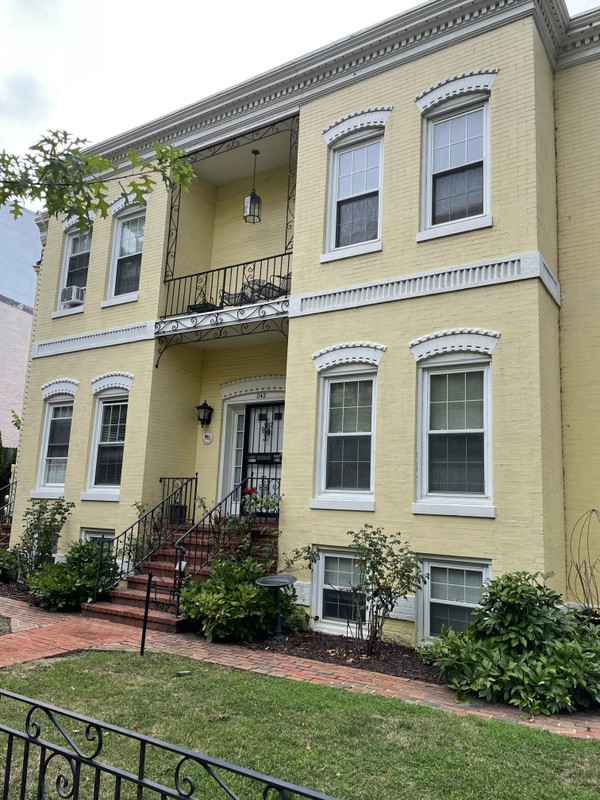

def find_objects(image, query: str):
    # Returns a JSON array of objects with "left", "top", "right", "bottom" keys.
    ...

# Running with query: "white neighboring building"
[{"left": 0, "top": 206, "right": 40, "bottom": 449}]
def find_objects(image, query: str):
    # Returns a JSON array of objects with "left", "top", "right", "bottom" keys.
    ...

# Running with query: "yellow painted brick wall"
[
  {"left": 174, "top": 177, "right": 216, "bottom": 278},
  {"left": 210, "top": 164, "right": 290, "bottom": 268},
  {"left": 555, "top": 58, "right": 600, "bottom": 597},
  {"left": 13, "top": 339, "right": 158, "bottom": 550},
  {"left": 293, "top": 19, "right": 539, "bottom": 297},
  {"left": 280, "top": 280, "right": 555, "bottom": 592},
  {"left": 534, "top": 30, "right": 558, "bottom": 272},
  {"left": 33, "top": 183, "right": 170, "bottom": 345}
]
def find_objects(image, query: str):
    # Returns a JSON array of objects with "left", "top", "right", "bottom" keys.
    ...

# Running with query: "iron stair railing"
[
  {"left": 173, "top": 476, "right": 281, "bottom": 610},
  {"left": 93, "top": 475, "right": 198, "bottom": 602},
  {"left": 0, "top": 479, "right": 16, "bottom": 524}
]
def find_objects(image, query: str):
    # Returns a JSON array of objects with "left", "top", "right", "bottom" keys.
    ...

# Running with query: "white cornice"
[
  {"left": 312, "top": 342, "right": 387, "bottom": 372},
  {"left": 288, "top": 250, "right": 560, "bottom": 318},
  {"left": 31, "top": 322, "right": 155, "bottom": 359},
  {"left": 41, "top": 378, "right": 79, "bottom": 399},
  {"left": 91, "top": 372, "right": 134, "bottom": 394},
  {"left": 409, "top": 328, "right": 501, "bottom": 361},
  {"left": 88, "top": 0, "right": 591, "bottom": 165}
]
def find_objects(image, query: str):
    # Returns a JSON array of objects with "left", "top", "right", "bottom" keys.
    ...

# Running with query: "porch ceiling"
[{"left": 191, "top": 129, "right": 292, "bottom": 186}]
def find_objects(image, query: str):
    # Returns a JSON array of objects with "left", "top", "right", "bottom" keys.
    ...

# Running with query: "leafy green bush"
[
  {"left": 28, "top": 540, "right": 120, "bottom": 611},
  {"left": 179, "top": 556, "right": 299, "bottom": 642},
  {"left": 0, "top": 548, "right": 17, "bottom": 582},
  {"left": 13, "top": 498, "right": 74, "bottom": 580},
  {"left": 421, "top": 571, "right": 600, "bottom": 715}
]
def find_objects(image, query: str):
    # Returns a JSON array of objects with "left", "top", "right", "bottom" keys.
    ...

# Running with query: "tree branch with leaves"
[{"left": 0, "top": 131, "right": 195, "bottom": 232}]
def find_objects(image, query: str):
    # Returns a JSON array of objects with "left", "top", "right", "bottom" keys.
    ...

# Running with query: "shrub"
[
  {"left": 421, "top": 571, "right": 600, "bottom": 715},
  {"left": 179, "top": 556, "right": 298, "bottom": 642},
  {"left": 0, "top": 548, "right": 17, "bottom": 582},
  {"left": 28, "top": 540, "right": 120, "bottom": 611},
  {"left": 13, "top": 498, "right": 74, "bottom": 580}
]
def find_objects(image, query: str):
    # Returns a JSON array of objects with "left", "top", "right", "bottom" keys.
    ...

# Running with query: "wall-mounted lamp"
[
  {"left": 243, "top": 149, "right": 262, "bottom": 224},
  {"left": 196, "top": 401, "right": 214, "bottom": 427}
]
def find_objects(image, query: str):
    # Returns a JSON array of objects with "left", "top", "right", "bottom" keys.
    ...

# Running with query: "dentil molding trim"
[{"left": 31, "top": 321, "right": 155, "bottom": 359}]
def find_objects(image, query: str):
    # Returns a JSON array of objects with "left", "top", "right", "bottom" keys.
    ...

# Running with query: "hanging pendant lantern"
[{"left": 243, "top": 149, "right": 262, "bottom": 224}]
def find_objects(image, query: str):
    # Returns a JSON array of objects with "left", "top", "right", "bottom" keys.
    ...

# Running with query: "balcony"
[{"left": 162, "top": 253, "right": 291, "bottom": 318}]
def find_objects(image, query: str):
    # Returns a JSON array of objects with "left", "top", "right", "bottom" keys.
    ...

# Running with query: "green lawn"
[{"left": 0, "top": 651, "right": 599, "bottom": 800}]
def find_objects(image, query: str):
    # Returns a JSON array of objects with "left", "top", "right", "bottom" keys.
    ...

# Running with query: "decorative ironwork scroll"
[
  {"left": 163, "top": 116, "right": 299, "bottom": 283},
  {"left": 0, "top": 689, "right": 339, "bottom": 800}
]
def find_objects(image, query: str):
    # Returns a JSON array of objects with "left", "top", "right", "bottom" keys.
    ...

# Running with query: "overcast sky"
[{"left": 0, "top": 0, "right": 597, "bottom": 155}]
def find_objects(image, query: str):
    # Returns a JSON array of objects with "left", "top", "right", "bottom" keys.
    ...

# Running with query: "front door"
[{"left": 242, "top": 402, "right": 284, "bottom": 497}]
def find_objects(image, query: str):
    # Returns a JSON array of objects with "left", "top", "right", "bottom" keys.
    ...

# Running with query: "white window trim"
[
  {"left": 106, "top": 205, "right": 145, "bottom": 303},
  {"left": 413, "top": 351, "right": 494, "bottom": 518},
  {"left": 310, "top": 364, "right": 376, "bottom": 512},
  {"left": 33, "top": 397, "right": 74, "bottom": 499},
  {"left": 81, "top": 387, "right": 129, "bottom": 502},
  {"left": 57, "top": 226, "right": 91, "bottom": 311},
  {"left": 312, "top": 547, "right": 364, "bottom": 636},
  {"left": 418, "top": 556, "right": 491, "bottom": 642},
  {"left": 418, "top": 92, "right": 492, "bottom": 241},
  {"left": 323, "top": 126, "right": 385, "bottom": 259}
]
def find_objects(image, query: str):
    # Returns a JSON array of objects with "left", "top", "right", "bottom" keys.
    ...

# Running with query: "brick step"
[
  {"left": 139, "top": 560, "right": 179, "bottom": 578},
  {"left": 80, "top": 600, "right": 179, "bottom": 632},
  {"left": 108, "top": 587, "right": 177, "bottom": 612}
]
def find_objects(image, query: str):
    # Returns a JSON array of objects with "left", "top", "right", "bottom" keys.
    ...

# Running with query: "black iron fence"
[
  {"left": 163, "top": 253, "right": 292, "bottom": 318},
  {"left": 0, "top": 689, "right": 339, "bottom": 799},
  {"left": 173, "top": 476, "right": 281, "bottom": 604},
  {"left": 93, "top": 475, "right": 198, "bottom": 601}
]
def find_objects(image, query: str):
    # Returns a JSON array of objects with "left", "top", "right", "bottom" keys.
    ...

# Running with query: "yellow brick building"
[{"left": 11, "top": 0, "right": 600, "bottom": 640}]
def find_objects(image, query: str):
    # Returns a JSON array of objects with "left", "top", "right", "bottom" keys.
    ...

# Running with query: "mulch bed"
[
  {"left": 0, "top": 581, "right": 442, "bottom": 683},
  {"left": 239, "top": 630, "right": 445, "bottom": 684}
]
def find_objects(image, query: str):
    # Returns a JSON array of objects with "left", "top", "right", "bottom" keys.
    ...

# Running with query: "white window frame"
[
  {"left": 103, "top": 206, "right": 145, "bottom": 307},
  {"left": 322, "top": 133, "right": 383, "bottom": 262},
  {"left": 417, "top": 95, "right": 492, "bottom": 242},
  {"left": 312, "top": 547, "right": 365, "bottom": 635},
  {"left": 418, "top": 556, "right": 491, "bottom": 641},
  {"left": 311, "top": 364, "right": 376, "bottom": 512},
  {"left": 413, "top": 351, "right": 494, "bottom": 518},
  {"left": 81, "top": 389, "right": 128, "bottom": 502},
  {"left": 53, "top": 228, "right": 92, "bottom": 317},
  {"left": 32, "top": 396, "right": 74, "bottom": 499}
]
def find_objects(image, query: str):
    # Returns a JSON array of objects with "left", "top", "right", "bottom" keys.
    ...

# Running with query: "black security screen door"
[{"left": 242, "top": 403, "right": 284, "bottom": 498}]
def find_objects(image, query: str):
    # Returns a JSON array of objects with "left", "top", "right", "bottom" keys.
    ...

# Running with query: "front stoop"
[{"left": 81, "top": 523, "right": 279, "bottom": 632}]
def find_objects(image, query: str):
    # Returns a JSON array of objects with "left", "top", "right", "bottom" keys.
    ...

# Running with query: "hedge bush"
[
  {"left": 28, "top": 540, "right": 120, "bottom": 611},
  {"left": 421, "top": 571, "right": 600, "bottom": 716},
  {"left": 179, "top": 556, "right": 301, "bottom": 642}
]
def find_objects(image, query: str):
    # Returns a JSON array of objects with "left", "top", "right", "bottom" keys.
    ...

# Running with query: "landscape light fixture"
[
  {"left": 196, "top": 401, "right": 214, "bottom": 427},
  {"left": 243, "top": 149, "right": 262, "bottom": 223}
]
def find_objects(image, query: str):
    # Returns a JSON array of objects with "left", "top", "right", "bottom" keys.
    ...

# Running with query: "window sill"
[
  {"left": 320, "top": 239, "right": 382, "bottom": 264},
  {"left": 412, "top": 499, "right": 495, "bottom": 518},
  {"left": 80, "top": 489, "right": 121, "bottom": 502},
  {"left": 310, "top": 494, "right": 374, "bottom": 512},
  {"left": 52, "top": 306, "right": 84, "bottom": 319},
  {"left": 416, "top": 214, "right": 492, "bottom": 242},
  {"left": 101, "top": 292, "right": 139, "bottom": 308},
  {"left": 30, "top": 488, "right": 65, "bottom": 499}
]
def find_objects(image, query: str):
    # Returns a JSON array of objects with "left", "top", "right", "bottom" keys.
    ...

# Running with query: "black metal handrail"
[
  {"left": 93, "top": 475, "right": 198, "bottom": 602},
  {"left": 0, "top": 479, "right": 16, "bottom": 523},
  {"left": 163, "top": 252, "right": 292, "bottom": 318},
  {"left": 173, "top": 476, "right": 281, "bottom": 604},
  {"left": 0, "top": 689, "right": 339, "bottom": 800}
]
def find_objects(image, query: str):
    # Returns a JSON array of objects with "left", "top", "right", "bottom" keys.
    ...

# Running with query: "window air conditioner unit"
[{"left": 61, "top": 285, "right": 86, "bottom": 306}]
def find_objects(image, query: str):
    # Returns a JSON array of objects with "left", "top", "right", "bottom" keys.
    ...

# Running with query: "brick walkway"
[{"left": 1, "top": 597, "right": 599, "bottom": 739}]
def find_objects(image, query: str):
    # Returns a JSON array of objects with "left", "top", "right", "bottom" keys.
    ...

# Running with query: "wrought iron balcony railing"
[{"left": 163, "top": 253, "right": 292, "bottom": 318}]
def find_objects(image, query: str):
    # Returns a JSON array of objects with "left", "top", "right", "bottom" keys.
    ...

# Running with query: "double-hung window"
[
  {"left": 419, "top": 558, "right": 490, "bottom": 639},
  {"left": 37, "top": 400, "right": 73, "bottom": 495},
  {"left": 58, "top": 230, "right": 91, "bottom": 311},
  {"left": 313, "top": 549, "right": 366, "bottom": 634},
  {"left": 333, "top": 139, "right": 381, "bottom": 249},
  {"left": 311, "top": 342, "right": 386, "bottom": 511},
  {"left": 321, "top": 108, "right": 390, "bottom": 262},
  {"left": 416, "top": 70, "right": 497, "bottom": 241},
  {"left": 94, "top": 399, "right": 128, "bottom": 486},
  {"left": 105, "top": 208, "right": 145, "bottom": 304},
  {"left": 410, "top": 330, "right": 499, "bottom": 518}
]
